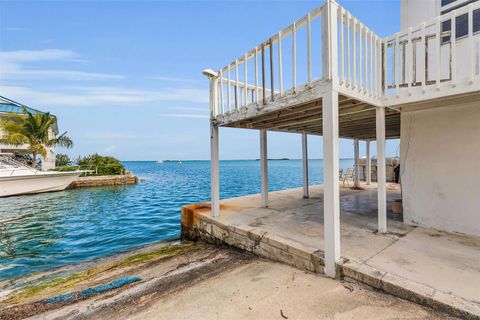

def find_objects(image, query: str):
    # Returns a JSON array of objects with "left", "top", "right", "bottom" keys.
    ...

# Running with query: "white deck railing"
[
  {"left": 382, "top": 2, "right": 480, "bottom": 101},
  {"left": 210, "top": 0, "right": 480, "bottom": 119}
]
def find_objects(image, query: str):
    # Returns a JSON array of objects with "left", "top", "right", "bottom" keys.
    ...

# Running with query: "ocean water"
[{"left": 0, "top": 159, "right": 353, "bottom": 280}]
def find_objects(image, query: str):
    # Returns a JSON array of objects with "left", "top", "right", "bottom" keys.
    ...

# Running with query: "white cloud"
[
  {"left": 0, "top": 85, "right": 209, "bottom": 107},
  {"left": 151, "top": 76, "right": 198, "bottom": 83},
  {"left": 158, "top": 113, "right": 209, "bottom": 119},
  {"left": 0, "top": 49, "right": 123, "bottom": 81}
]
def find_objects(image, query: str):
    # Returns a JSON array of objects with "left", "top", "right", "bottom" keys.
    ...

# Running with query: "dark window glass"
[
  {"left": 474, "top": 8, "right": 480, "bottom": 33},
  {"left": 441, "top": 12, "right": 472, "bottom": 43},
  {"left": 442, "top": 20, "right": 452, "bottom": 43},
  {"left": 441, "top": 0, "right": 456, "bottom": 6},
  {"left": 456, "top": 13, "right": 469, "bottom": 38}
]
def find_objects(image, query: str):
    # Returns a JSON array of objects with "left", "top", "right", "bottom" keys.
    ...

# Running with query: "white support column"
[
  {"left": 210, "top": 125, "right": 220, "bottom": 218},
  {"left": 204, "top": 69, "right": 220, "bottom": 218},
  {"left": 376, "top": 107, "right": 387, "bottom": 233},
  {"left": 323, "top": 90, "right": 340, "bottom": 278},
  {"left": 260, "top": 129, "right": 268, "bottom": 207},
  {"left": 366, "top": 140, "right": 371, "bottom": 185},
  {"left": 354, "top": 138, "right": 360, "bottom": 188},
  {"left": 302, "top": 132, "right": 309, "bottom": 199}
]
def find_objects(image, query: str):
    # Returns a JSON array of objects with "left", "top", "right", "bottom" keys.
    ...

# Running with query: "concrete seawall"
[{"left": 69, "top": 174, "right": 138, "bottom": 189}]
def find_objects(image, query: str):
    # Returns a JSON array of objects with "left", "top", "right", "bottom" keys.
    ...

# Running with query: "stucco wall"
[
  {"left": 400, "top": 102, "right": 480, "bottom": 236},
  {"left": 400, "top": 0, "right": 437, "bottom": 30}
]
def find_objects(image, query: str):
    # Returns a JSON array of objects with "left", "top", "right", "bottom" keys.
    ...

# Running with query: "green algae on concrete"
[{"left": 4, "top": 241, "right": 200, "bottom": 305}]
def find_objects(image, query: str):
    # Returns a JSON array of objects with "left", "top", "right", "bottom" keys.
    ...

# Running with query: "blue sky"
[{"left": 0, "top": 0, "right": 400, "bottom": 161}]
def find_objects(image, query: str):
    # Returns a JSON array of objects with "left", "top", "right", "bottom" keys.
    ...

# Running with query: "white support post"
[
  {"left": 366, "top": 140, "right": 371, "bottom": 185},
  {"left": 354, "top": 138, "right": 360, "bottom": 188},
  {"left": 203, "top": 69, "right": 220, "bottom": 218},
  {"left": 260, "top": 129, "right": 269, "bottom": 207},
  {"left": 210, "top": 125, "right": 220, "bottom": 218},
  {"left": 376, "top": 107, "right": 387, "bottom": 233},
  {"left": 302, "top": 132, "right": 309, "bottom": 199},
  {"left": 323, "top": 90, "right": 340, "bottom": 278}
]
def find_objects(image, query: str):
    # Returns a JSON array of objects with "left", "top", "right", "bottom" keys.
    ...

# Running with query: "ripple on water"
[{"left": 0, "top": 159, "right": 353, "bottom": 280}]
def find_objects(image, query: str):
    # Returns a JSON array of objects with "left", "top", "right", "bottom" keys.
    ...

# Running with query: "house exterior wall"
[
  {"left": 400, "top": 0, "right": 437, "bottom": 30},
  {"left": 400, "top": 102, "right": 480, "bottom": 236}
]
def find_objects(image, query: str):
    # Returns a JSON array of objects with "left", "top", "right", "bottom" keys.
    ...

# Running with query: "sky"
[{"left": 0, "top": 0, "right": 401, "bottom": 161}]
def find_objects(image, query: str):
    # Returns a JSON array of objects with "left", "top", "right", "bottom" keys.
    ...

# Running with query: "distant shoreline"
[{"left": 121, "top": 158, "right": 357, "bottom": 162}]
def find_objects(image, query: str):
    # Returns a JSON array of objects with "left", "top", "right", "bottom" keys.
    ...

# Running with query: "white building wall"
[
  {"left": 400, "top": 102, "right": 480, "bottom": 236},
  {"left": 400, "top": 0, "right": 437, "bottom": 30},
  {"left": 41, "top": 127, "right": 56, "bottom": 171}
]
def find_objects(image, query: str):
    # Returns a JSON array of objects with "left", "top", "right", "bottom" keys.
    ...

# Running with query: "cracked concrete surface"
[{"left": 182, "top": 183, "right": 480, "bottom": 318}]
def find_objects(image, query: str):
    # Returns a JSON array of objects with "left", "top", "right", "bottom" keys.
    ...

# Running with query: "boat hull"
[{"left": 0, "top": 172, "right": 82, "bottom": 197}]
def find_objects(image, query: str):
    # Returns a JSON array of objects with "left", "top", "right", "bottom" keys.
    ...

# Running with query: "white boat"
[
  {"left": 0, "top": 155, "right": 88, "bottom": 197},
  {"left": 156, "top": 160, "right": 163, "bottom": 163}
]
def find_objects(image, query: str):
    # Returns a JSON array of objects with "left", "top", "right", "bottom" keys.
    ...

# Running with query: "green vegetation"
[
  {"left": 51, "top": 154, "right": 126, "bottom": 176},
  {"left": 0, "top": 108, "right": 73, "bottom": 167},
  {"left": 77, "top": 154, "right": 125, "bottom": 175},
  {"left": 55, "top": 153, "right": 71, "bottom": 167}
]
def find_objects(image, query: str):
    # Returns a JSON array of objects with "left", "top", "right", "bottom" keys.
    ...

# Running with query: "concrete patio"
[{"left": 181, "top": 183, "right": 480, "bottom": 319}]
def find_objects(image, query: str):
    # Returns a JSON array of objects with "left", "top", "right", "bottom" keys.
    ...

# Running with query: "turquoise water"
[{"left": 0, "top": 159, "right": 353, "bottom": 280}]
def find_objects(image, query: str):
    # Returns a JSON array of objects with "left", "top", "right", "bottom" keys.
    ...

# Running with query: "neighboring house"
[
  {"left": 0, "top": 96, "right": 58, "bottom": 170},
  {"left": 203, "top": 0, "right": 480, "bottom": 276}
]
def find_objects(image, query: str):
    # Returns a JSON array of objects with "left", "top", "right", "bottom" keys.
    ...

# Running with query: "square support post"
[
  {"left": 204, "top": 68, "right": 220, "bottom": 218},
  {"left": 354, "top": 138, "right": 360, "bottom": 188},
  {"left": 323, "top": 90, "right": 340, "bottom": 278},
  {"left": 302, "top": 131, "right": 309, "bottom": 199},
  {"left": 210, "top": 125, "right": 220, "bottom": 218},
  {"left": 366, "top": 140, "right": 371, "bottom": 185},
  {"left": 260, "top": 129, "right": 269, "bottom": 207},
  {"left": 376, "top": 107, "right": 387, "bottom": 233}
]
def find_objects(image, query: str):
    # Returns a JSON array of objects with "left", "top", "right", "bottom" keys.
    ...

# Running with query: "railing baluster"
[
  {"left": 346, "top": 13, "right": 350, "bottom": 86},
  {"left": 339, "top": 8, "right": 344, "bottom": 85},
  {"left": 383, "top": 40, "right": 388, "bottom": 95},
  {"left": 352, "top": 19, "right": 356, "bottom": 89},
  {"left": 235, "top": 59, "right": 239, "bottom": 109},
  {"left": 292, "top": 22, "right": 297, "bottom": 92},
  {"left": 270, "top": 38, "right": 274, "bottom": 101},
  {"left": 468, "top": 5, "right": 474, "bottom": 83},
  {"left": 376, "top": 37, "right": 380, "bottom": 97},
  {"left": 219, "top": 69, "right": 224, "bottom": 114},
  {"left": 307, "top": 12, "right": 312, "bottom": 85},
  {"left": 227, "top": 64, "right": 231, "bottom": 112},
  {"left": 357, "top": 23, "right": 361, "bottom": 92},
  {"left": 421, "top": 22, "right": 426, "bottom": 92},
  {"left": 363, "top": 26, "right": 367, "bottom": 93},
  {"left": 244, "top": 54, "right": 248, "bottom": 107},
  {"left": 255, "top": 47, "right": 259, "bottom": 104},
  {"left": 435, "top": 17, "right": 441, "bottom": 89},
  {"left": 451, "top": 11, "right": 456, "bottom": 85},
  {"left": 262, "top": 43, "right": 266, "bottom": 104},
  {"left": 395, "top": 34, "right": 400, "bottom": 96},
  {"left": 368, "top": 31, "right": 376, "bottom": 97},
  {"left": 407, "top": 27, "right": 412, "bottom": 94},
  {"left": 278, "top": 31, "right": 283, "bottom": 95}
]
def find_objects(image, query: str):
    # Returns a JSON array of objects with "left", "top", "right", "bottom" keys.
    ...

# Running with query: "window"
[
  {"left": 474, "top": 8, "right": 480, "bottom": 33},
  {"left": 441, "top": 10, "right": 479, "bottom": 43},
  {"left": 442, "top": 0, "right": 457, "bottom": 6}
]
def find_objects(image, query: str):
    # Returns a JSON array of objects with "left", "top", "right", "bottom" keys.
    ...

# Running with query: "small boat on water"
[
  {"left": 0, "top": 155, "right": 88, "bottom": 197},
  {"left": 156, "top": 160, "right": 164, "bottom": 164}
]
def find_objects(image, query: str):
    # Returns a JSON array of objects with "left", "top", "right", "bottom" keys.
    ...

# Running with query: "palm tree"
[{"left": 0, "top": 108, "right": 73, "bottom": 167}]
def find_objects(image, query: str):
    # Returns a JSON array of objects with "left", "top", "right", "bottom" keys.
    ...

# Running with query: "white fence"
[
  {"left": 210, "top": 0, "right": 480, "bottom": 118},
  {"left": 383, "top": 2, "right": 480, "bottom": 99}
]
